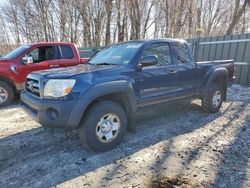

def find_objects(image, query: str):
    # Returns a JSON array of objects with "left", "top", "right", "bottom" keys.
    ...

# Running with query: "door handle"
[
  {"left": 169, "top": 70, "right": 177, "bottom": 74},
  {"left": 50, "top": 64, "right": 59, "bottom": 68}
]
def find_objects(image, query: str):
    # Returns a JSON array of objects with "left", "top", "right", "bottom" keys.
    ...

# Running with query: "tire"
[
  {"left": 0, "top": 81, "right": 14, "bottom": 107},
  {"left": 79, "top": 100, "right": 127, "bottom": 152},
  {"left": 202, "top": 83, "right": 224, "bottom": 113}
]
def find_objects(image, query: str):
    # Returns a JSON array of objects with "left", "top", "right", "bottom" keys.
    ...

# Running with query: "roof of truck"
[
  {"left": 114, "top": 38, "right": 187, "bottom": 45},
  {"left": 29, "top": 42, "right": 75, "bottom": 46},
  {"left": 141, "top": 38, "right": 186, "bottom": 43},
  {"left": 29, "top": 39, "right": 186, "bottom": 47}
]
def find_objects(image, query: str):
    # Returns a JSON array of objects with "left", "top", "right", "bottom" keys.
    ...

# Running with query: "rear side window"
[
  {"left": 60, "top": 45, "right": 73, "bottom": 59},
  {"left": 174, "top": 43, "right": 192, "bottom": 64},
  {"left": 142, "top": 43, "right": 172, "bottom": 66}
]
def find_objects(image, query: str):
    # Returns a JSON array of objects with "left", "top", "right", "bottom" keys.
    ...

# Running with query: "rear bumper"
[
  {"left": 21, "top": 91, "right": 89, "bottom": 129},
  {"left": 228, "top": 76, "right": 235, "bottom": 87}
]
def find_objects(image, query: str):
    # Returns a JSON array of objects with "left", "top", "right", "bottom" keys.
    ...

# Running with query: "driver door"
[
  {"left": 134, "top": 42, "right": 178, "bottom": 106},
  {"left": 19, "top": 45, "right": 59, "bottom": 82}
]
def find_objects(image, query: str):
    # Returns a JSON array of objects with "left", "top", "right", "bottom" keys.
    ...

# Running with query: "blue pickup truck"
[{"left": 21, "top": 39, "right": 235, "bottom": 152}]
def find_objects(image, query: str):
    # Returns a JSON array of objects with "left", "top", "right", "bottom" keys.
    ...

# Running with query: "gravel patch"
[{"left": 0, "top": 84, "right": 249, "bottom": 188}]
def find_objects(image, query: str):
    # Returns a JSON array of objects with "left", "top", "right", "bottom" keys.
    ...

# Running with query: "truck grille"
[{"left": 26, "top": 78, "right": 41, "bottom": 97}]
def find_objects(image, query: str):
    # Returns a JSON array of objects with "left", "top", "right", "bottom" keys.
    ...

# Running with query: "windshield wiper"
[
  {"left": 94, "top": 62, "right": 115, "bottom": 65},
  {"left": 97, "top": 63, "right": 111, "bottom": 65}
]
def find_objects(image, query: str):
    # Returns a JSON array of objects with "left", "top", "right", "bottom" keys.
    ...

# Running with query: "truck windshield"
[
  {"left": 3, "top": 45, "right": 31, "bottom": 60},
  {"left": 89, "top": 42, "right": 143, "bottom": 65}
]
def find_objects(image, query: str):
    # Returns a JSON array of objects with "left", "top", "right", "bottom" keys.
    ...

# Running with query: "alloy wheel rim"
[
  {"left": 95, "top": 113, "right": 121, "bottom": 143},
  {"left": 212, "top": 90, "right": 221, "bottom": 108},
  {"left": 0, "top": 87, "right": 8, "bottom": 104}
]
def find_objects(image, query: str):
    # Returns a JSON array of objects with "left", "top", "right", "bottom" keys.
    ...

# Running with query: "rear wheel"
[
  {"left": 202, "top": 83, "right": 224, "bottom": 113},
  {"left": 0, "top": 81, "right": 14, "bottom": 107},
  {"left": 79, "top": 100, "right": 127, "bottom": 152}
]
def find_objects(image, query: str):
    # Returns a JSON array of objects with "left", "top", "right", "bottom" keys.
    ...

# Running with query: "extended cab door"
[
  {"left": 58, "top": 45, "right": 80, "bottom": 67},
  {"left": 18, "top": 45, "right": 59, "bottom": 82},
  {"left": 173, "top": 42, "right": 196, "bottom": 99},
  {"left": 134, "top": 42, "right": 178, "bottom": 105}
]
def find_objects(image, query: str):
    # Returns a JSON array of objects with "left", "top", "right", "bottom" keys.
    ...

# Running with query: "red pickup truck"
[{"left": 0, "top": 42, "right": 88, "bottom": 106}]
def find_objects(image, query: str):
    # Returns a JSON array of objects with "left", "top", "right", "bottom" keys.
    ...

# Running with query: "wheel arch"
[
  {"left": 0, "top": 76, "right": 16, "bottom": 90},
  {"left": 204, "top": 68, "right": 228, "bottom": 100},
  {"left": 76, "top": 81, "right": 138, "bottom": 133}
]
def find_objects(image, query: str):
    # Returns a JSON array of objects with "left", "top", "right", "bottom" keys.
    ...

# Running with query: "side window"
[
  {"left": 28, "top": 48, "right": 39, "bottom": 62},
  {"left": 174, "top": 43, "right": 192, "bottom": 64},
  {"left": 142, "top": 43, "right": 172, "bottom": 66},
  {"left": 26, "top": 46, "right": 55, "bottom": 64},
  {"left": 60, "top": 45, "right": 73, "bottom": 59},
  {"left": 44, "top": 47, "right": 55, "bottom": 60}
]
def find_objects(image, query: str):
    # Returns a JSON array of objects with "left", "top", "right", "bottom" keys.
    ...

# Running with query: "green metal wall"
[
  {"left": 78, "top": 47, "right": 103, "bottom": 58},
  {"left": 187, "top": 33, "right": 250, "bottom": 86}
]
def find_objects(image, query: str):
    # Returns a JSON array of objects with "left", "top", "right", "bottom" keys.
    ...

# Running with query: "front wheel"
[
  {"left": 202, "top": 83, "right": 224, "bottom": 113},
  {"left": 0, "top": 81, "right": 14, "bottom": 107},
  {"left": 79, "top": 100, "right": 127, "bottom": 152}
]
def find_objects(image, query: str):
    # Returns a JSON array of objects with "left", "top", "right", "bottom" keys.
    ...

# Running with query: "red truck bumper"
[{"left": 15, "top": 82, "right": 25, "bottom": 91}]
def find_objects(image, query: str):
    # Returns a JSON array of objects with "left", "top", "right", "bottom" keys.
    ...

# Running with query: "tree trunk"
[
  {"left": 164, "top": 0, "right": 169, "bottom": 37},
  {"left": 226, "top": 0, "right": 249, "bottom": 35},
  {"left": 142, "top": 1, "right": 154, "bottom": 38},
  {"left": 196, "top": 0, "right": 202, "bottom": 37},
  {"left": 173, "top": 0, "right": 185, "bottom": 37},
  {"left": 59, "top": 0, "right": 66, "bottom": 41},
  {"left": 129, "top": 0, "right": 140, "bottom": 40},
  {"left": 116, "top": 0, "right": 124, "bottom": 42},
  {"left": 105, "top": 0, "right": 112, "bottom": 45},
  {"left": 188, "top": 0, "right": 193, "bottom": 37}
]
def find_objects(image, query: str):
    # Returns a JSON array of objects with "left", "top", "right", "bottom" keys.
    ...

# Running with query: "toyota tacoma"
[{"left": 21, "top": 39, "right": 235, "bottom": 152}]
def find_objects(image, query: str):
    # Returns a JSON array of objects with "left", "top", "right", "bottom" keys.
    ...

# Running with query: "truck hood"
[{"left": 32, "top": 64, "right": 117, "bottom": 78}]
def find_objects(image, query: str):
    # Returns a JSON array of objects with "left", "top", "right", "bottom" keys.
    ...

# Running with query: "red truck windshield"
[{"left": 3, "top": 45, "right": 31, "bottom": 60}]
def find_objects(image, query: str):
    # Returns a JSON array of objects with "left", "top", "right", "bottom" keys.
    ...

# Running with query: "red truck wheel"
[{"left": 0, "top": 81, "right": 14, "bottom": 107}]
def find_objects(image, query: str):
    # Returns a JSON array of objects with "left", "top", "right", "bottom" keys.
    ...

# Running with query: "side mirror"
[
  {"left": 22, "top": 56, "right": 33, "bottom": 65},
  {"left": 138, "top": 55, "right": 158, "bottom": 69}
]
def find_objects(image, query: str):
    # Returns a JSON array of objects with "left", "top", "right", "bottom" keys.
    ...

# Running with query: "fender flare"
[
  {"left": 204, "top": 68, "right": 228, "bottom": 94},
  {"left": 81, "top": 80, "right": 137, "bottom": 112},
  {"left": 68, "top": 80, "right": 138, "bottom": 131}
]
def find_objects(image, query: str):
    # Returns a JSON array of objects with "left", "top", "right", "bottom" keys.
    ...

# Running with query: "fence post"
[{"left": 194, "top": 40, "right": 199, "bottom": 62}]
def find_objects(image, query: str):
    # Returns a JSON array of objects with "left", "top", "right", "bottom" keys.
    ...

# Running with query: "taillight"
[{"left": 233, "top": 64, "right": 236, "bottom": 77}]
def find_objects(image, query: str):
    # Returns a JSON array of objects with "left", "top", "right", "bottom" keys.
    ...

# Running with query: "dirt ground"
[{"left": 0, "top": 85, "right": 249, "bottom": 188}]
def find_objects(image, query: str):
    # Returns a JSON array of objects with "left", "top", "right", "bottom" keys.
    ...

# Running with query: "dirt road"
[{"left": 0, "top": 85, "right": 249, "bottom": 188}]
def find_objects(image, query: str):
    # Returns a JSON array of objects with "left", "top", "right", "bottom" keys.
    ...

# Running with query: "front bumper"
[
  {"left": 15, "top": 82, "right": 25, "bottom": 91},
  {"left": 21, "top": 91, "right": 88, "bottom": 129}
]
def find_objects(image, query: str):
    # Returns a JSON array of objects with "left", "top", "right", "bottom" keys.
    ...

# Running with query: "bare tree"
[
  {"left": 226, "top": 0, "right": 250, "bottom": 34},
  {"left": 129, "top": 0, "right": 140, "bottom": 40},
  {"left": 59, "top": 0, "right": 66, "bottom": 41},
  {"left": 0, "top": 0, "right": 250, "bottom": 49},
  {"left": 105, "top": 0, "right": 112, "bottom": 45}
]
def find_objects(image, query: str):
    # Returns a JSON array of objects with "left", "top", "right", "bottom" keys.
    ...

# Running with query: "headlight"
[{"left": 44, "top": 79, "right": 76, "bottom": 98}]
